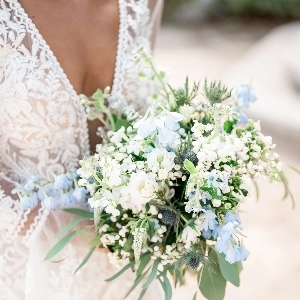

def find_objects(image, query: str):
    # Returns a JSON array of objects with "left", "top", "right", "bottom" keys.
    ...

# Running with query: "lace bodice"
[{"left": 0, "top": 0, "right": 164, "bottom": 299}]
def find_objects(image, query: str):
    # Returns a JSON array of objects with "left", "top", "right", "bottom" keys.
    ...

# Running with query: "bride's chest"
[{"left": 18, "top": 0, "right": 120, "bottom": 96}]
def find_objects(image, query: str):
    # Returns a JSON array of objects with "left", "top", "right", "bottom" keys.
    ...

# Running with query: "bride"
[{"left": 0, "top": 0, "right": 164, "bottom": 299}]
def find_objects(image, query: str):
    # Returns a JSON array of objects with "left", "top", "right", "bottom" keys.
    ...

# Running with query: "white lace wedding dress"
[{"left": 0, "top": 0, "right": 164, "bottom": 299}]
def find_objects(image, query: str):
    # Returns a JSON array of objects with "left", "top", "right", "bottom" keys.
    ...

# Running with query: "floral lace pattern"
[{"left": 0, "top": 0, "right": 164, "bottom": 299}]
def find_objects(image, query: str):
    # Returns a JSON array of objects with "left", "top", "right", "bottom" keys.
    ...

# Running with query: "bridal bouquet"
[{"left": 21, "top": 47, "right": 292, "bottom": 300}]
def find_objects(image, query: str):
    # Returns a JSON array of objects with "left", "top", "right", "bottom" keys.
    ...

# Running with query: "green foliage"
[
  {"left": 113, "top": 115, "right": 131, "bottom": 131},
  {"left": 199, "top": 249, "right": 227, "bottom": 300},
  {"left": 105, "top": 260, "right": 136, "bottom": 282},
  {"left": 63, "top": 208, "right": 93, "bottom": 219},
  {"left": 164, "top": 0, "right": 300, "bottom": 21},
  {"left": 203, "top": 79, "right": 232, "bottom": 105},
  {"left": 54, "top": 217, "right": 88, "bottom": 238},
  {"left": 184, "top": 159, "right": 198, "bottom": 174},
  {"left": 217, "top": 0, "right": 300, "bottom": 19},
  {"left": 223, "top": 119, "right": 237, "bottom": 134},
  {"left": 169, "top": 77, "right": 200, "bottom": 110},
  {"left": 74, "top": 247, "right": 96, "bottom": 275},
  {"left": 44, "top": 231, "right": 77, "bottom": 261},
  {"left": 216, "top": 252, "right": 240, "bottom": 287}
]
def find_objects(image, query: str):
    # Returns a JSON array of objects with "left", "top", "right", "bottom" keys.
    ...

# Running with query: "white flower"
[
  {"left": 147, "top": 148, "right": 175, "bottom": 173},
  {"left": 99, "top": 157, "right": 122, "bottom": 187},
  {"left": 158, "top": 169, "right": 168, "bottom": 180},
  {"left": 121, "top": 157, "right": 136, "bottom": 172},
  {"left": 178, "top": 104, "right": 195, "bottom": 124},
  {"left": 100, "top": 234, "right": 116, "bottom": 247},
  {"left": 123, "top": 172, "right": 158, "bottom": 206},
  {"left": 181, "top": 226, "right": 199, "bottom": 243},
  {"left": 212, "top": 199, "right": 222, "bottom": 207}
]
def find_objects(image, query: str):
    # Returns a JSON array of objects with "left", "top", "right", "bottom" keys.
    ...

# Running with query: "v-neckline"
[
  {"left": 14, "top": 0, "right": 123, "bottom": 99},
  {"left": 13, "top": 0, "right": 125, "bottom": 155}
]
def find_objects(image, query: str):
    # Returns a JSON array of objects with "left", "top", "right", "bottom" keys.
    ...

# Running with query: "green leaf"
[
  {"left": 136, "top": 253, "right": 152, "bottom": 278},
  {"left": 142, "top": 259, "right": 159, "bottom": 290},
  {"left": 138, "top": 288, "right": 148, "bottom": 300},
  {"left": 115, "top": 117, "right": 130, "bottom": 131},
  {"left": 125, "top": 267, "right": 150, "bottom": 298},
  {"left": 217, "top": 252, "right": 240, "bottom": 287},
  {"left": 278, "top": 171, "right": 295, "bottom": 208},
  {"left": 87, "top": 236, "right": 100, "bottom": 248},
  {"left": 199, "top": 249, "right": 226, "bottom": 300},
  {"left": 161, "top": 272, "right": 172, "bottom": 300},
  {"left": 44, "top": 231, "right": 77, "bottom": 261},
  {"left": 75, "top": 227, "right": 91, "bottom": 238},
  {"left": 253, "top": 181, "right": 260, "bottom": 201},
  {"left": 74, "top": 246, "right": 96, "bottom": 275},
  {"left": 235, "top": 261, "right": 243, "bottom": 274},
  {"left": 223, "top": 120, "right": 234, "bottom": 134},
  {"left": 289, "top": 165, "right": 300, "bottom": 175},
  {"left": 175, "top": 268, "right": 183, "bottom": 287},
  {"left": 105, "top": 260, "right": 135, "bottom": 282},
  {"left": 54, "top": 217, "right": 88, "bottom": 238},
  {"left": 123, "top": 234, "right": 134, "bottom": 252},
  {"left": 184, "top": 159, "right": 198, "bottom": 174},
  {"left": 192, "top": 292, "right": 197, "bottom": 300},
  {"left": 63, "top": 208, "right": 93, "bottom": 219},
  {"left": 201, "top": 186, "right": 223, "bottom": 200}
]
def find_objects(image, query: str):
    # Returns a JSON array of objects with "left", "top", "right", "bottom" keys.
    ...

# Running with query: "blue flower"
[
  {"left": 23, "top": 176, "right": 39, "bottom": 192},
  {"left": 201, "top": 210, "right": 218, "bottom": 232},
  {"left": 225, "top": 244, "right": 241, "bottom": 264},
  {"left": 225, "top": 211, "right": 242, "bottom": 227},
  {"left": 236, "top": 85, "right": 258, "bottom": 109},
  {"left": 215, "top": 236, "right": 232, "bottom": 254},
  {"left": 71, "top": 187, "right": 87, "bottom": 203},
  {"left": 44, "top": 196, "right": 57, "bottom": 210},
  {"left": 54, "top": 174, "right": 73, "bottom": 190},
  {"left": 201, "top": 229, "right": 212, "bottom": 239},
  {"left": 20, "top": 194, "right": 38, "bottom": 210},
  {"left": 207, "top": 170, "right": 219, "bottom": 189},
  {"left": 157, "top": 127, "right": 180, "bottom": 148},
  {"left": 239, "top": 243, "right": 250, "bottom": 261},
  {"left": 159, "top": 111, "right": 184, "bottom": 131}
]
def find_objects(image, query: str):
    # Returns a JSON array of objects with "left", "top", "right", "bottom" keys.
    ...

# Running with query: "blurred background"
[{"left": 155, "top": 1, "right": 300, "bottom": 299}]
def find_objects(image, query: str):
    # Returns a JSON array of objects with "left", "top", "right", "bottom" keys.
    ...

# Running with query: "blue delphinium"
[{"left": 235, "top": 84, "right": 258, "bottom": 123}]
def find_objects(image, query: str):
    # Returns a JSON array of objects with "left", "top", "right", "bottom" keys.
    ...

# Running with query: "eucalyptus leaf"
[
  {"left": 136, "top": 253, "right": 152, "bottom": 278},
  {"left": 54, "top": 217, "right": 88, "bottom": 238},
  {"left": 158, "top": 278, "right": 168, "bottom": 300},
  {"left": 235, "top": 261, "right": 243, "bottom": 274},
  {"left": 63, "top": 208, "right": 93, "bottom": 219},
  {"left": 87, "top": 236, "right": 100, "bottom": 248},
  {"left": 75, "top": 227, "right": 91, "bottom": 238},
  {"left": 142, "top": 259, "right": 159, "bottom": 290},
  {"left": 193, "top": 292, "right": 197, "bottom": 300},
  {"left": 289, "top": 165, "right": 300, "bottom": 175},
  {"left": 105, "top": 260, "right": 135, "bottom": 282},
  {"left": 125, "top": 267, "right": 150, "bottom": 298},
  {"left": 74, "top": 246, "right": 96, "bottom": 275},
  {"left": 217, "top": 252, "right": 240, "bottom": 287},
  {"left": 161, "top": 272, "right": 172, "bottom": 300},
  {"left": 138, "top": 288, "right": 148, "bottom": 300},
  {"left": 199, "top": 249, "right": 226, "bottom": 300},
  {"left": 44, "top": 231, "right": 77, "bottom": 261}
]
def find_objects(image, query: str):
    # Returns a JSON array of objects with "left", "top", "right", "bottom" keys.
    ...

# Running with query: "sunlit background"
[{"left": 155, "top": 1, "right": 300, "bottom": 299}]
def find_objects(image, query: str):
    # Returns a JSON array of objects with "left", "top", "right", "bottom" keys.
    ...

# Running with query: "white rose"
[{"left": 126, "top": 172, "right": 158, "bottom": 205}]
